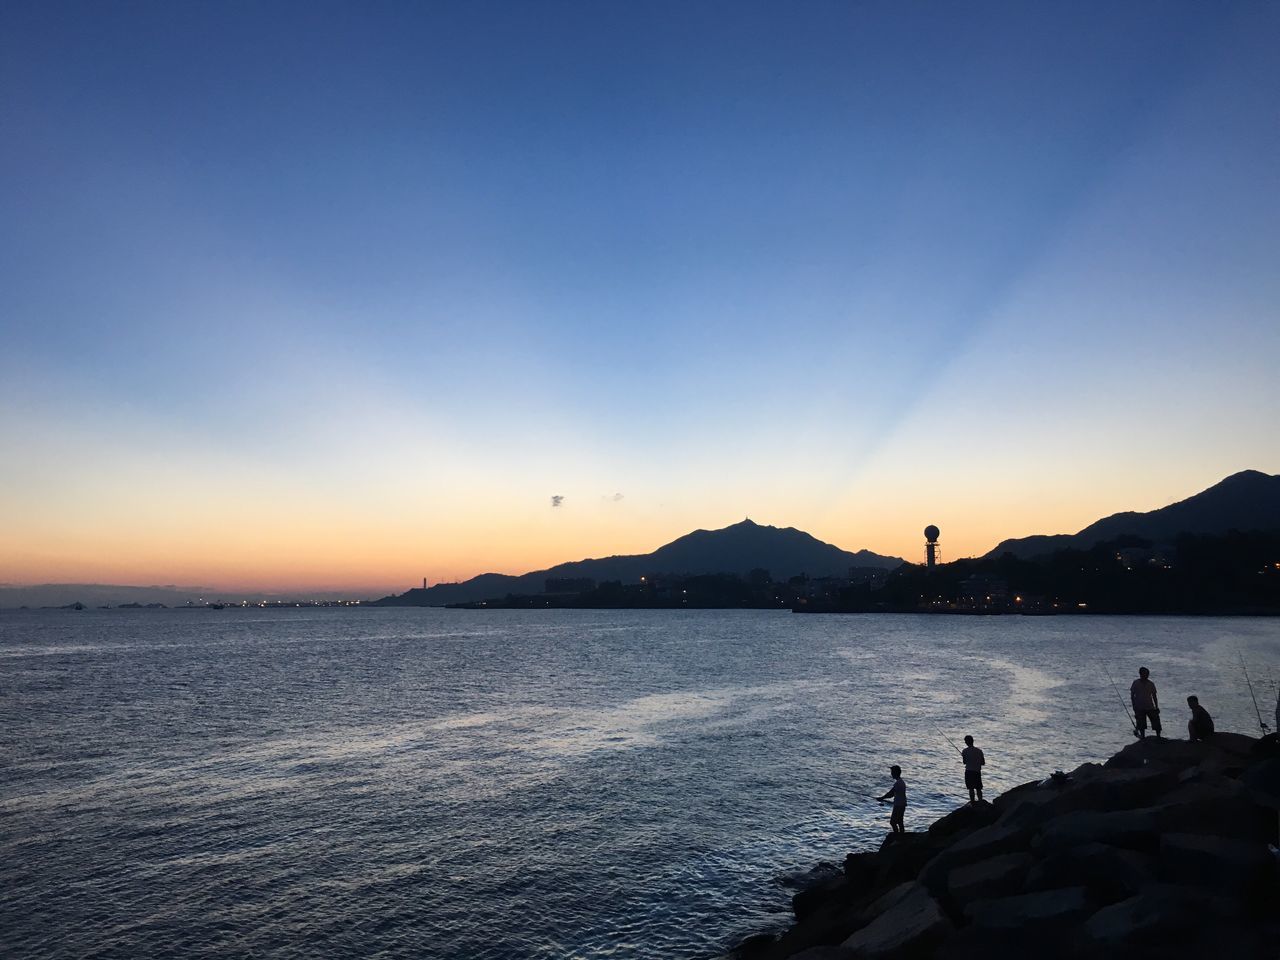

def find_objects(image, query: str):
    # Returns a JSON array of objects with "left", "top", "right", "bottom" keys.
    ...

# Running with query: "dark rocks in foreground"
[{"left": 725, "top": 733, "right": 1280, "bottom": 959}]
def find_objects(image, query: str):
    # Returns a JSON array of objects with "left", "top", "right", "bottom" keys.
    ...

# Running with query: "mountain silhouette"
[
  {"left": 986, "top": 469, "right": 1280, "bottom": 559},
  {"left": 376, "top": 519, "right": 903, "bottom": 606}
]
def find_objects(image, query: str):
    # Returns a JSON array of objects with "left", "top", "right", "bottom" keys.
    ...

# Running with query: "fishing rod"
[
  {"left": 1099, "top": 660, "right": 1138, "bottom": 736},
  {"left": 929, "top": 720, "right": 963, "bottom": 756},
  {"left": 1238, "top": 650, "right": 1271, "bottom": 735}
]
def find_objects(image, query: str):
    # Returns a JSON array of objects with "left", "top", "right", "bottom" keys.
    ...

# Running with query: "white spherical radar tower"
[{"left": 924, "top": 525, "right": 941, "bottom": 569}]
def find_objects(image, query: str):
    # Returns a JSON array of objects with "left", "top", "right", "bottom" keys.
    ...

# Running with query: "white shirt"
[
  {"left": 887, "top": 778, "right": 906, "bottom": 808},
  {"left": 1130, "top": 678, "right": 1158, "bottom": 711}
]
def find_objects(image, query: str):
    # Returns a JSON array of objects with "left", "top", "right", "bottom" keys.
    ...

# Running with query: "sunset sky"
[{"left": 3, "top": 2, "right": 1278, "bottom": 592}]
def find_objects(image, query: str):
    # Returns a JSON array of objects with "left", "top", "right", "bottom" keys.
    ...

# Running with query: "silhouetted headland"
[
  {"left": 373, "top": 471, "right": 1280, "bottom": 615},
  {"left": 373, "top": 519, "right": 902, "bottom": 607}
]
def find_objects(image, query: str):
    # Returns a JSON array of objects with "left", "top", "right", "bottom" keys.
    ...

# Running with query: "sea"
[{"left": 3, "top": 607, "right": 1278, "bottom": 959}]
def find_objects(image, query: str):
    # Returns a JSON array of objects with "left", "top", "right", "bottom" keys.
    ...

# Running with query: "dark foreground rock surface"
[{"left": 724, "top": 733, "right": 1280, "bottom": 960}]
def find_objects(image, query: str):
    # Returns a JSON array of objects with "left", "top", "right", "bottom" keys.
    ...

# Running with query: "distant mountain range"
[
  {"left": 375, "top": 519, "right": 903, "bottom": 606},
  {"left": 986, "top": 469, "right": 1280, "bottom": 559}
]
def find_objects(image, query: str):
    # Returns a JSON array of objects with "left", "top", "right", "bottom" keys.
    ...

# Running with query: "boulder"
[
  {"left": 789, "top": 947, "right": 855, "bottom": 960},
  {"left": 934, "top": 927, "right": 1075, "bottom": 960},
  {"left": 964, "top": 886, "right": 1092, "bottom": 931},
  {"left": 761, "top": 900, "right": 863, "bottom": 960},
  {"left": 945, "top": 852, "right": 1033, "bottom": 906},
  {"left": 1035, "top": 807, "right": 1162, "bottom": 855},
  {"left": 724, "top": 932, "right": 778, "bottom": 959},
  {"left": 1241, "top": 757, "right": 1280, "bottom": 810},
  {"left": 927, "top": 800, "right": 996, "bottom": 842},
  {"left": 918, "top": 823, "right": 1032, "bottom": 893},
  {"left": 1155, "top": 793, "right": 1275, "bottom": 844},
  {"left": 762, "top": 901, "right": 865, "bottom": 960},
  {"left": 991, "top": 779, "right": 1041, "bottom": 818},
  {"left": 840, "top": 882, "right": 952, "bottom": 958},
  {"left": 843, "top": 851, "right": 877, "bottom": 883},
  {"left": 793, "top": 875, "right": 852, "bottom": 921},
  {"left": 1159, "top": 772, "right": 1245, "bottom": 805},
  {"left": 1101, "top": 734, "right": 1256, "bottom": 775},
  {"left": 1104, "top": 737, "right": 1207, "bottom": 771},
  {"left": 1205, "top": 730, "right": 1260, "bottom": 757},
  {"left": 764, "top": 879, "right": 921, "bottom": 959},
  {"left": 871, "top": 833, "right": 941, "bottom": 890},
  {"left": 936, "top": 823, "right": 1031, "bottom": 863},
  {"left": 1025, "top": 842, "right": 1153, "bottom": 903},
  {"left": 855, "top": 881, "right": 920, "bottom": 925},
  {"left": 1084, "top": 883, "right": 1241, "bottom": 945},
  {"left": 1001, "top": 766, "right": 1177, "bottom": 830},
  {"left": 1158, "top": 832, "right": 1277, "bottom": 899}
]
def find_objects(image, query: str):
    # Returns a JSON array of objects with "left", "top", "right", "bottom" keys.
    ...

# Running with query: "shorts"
[
  {"left": 1135, "top": 708, "right": 1161, "bottom": 732},
  {"left": 964, "top": 769, "right": 983, "bottom": 790}
]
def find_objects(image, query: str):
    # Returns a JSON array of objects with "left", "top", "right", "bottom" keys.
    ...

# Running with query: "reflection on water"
[{"left": 1, "top": 607, "right": 1277, "bottom": 959}]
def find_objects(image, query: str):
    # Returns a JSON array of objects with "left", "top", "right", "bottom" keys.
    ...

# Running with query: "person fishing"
[
  {"left": 876, "top": 765, "right": 907, "bottom": 834},
  {"left": 1186, "top": 695, "right": 1215, "bottom": 742},
  {"left": 1130, "top": 666, "right": 1162, "bottom": 738},
  {"left": 960, "top": 736, "right": 986, "bottom": 802}
]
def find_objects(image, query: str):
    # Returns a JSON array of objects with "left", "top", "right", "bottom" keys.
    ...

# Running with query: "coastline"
[{"left": 721, "top": 733, "right": 1280, "bottom": 959}]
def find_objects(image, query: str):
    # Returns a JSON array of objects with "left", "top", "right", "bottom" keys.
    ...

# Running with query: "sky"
[{"left": 2, "top": 1, "right": 1278, "bottom": 593}]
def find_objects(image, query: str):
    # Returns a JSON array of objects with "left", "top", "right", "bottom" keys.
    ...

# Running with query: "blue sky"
[{"left": 2, "top": 1, "right": 1278, "bottom": 589}]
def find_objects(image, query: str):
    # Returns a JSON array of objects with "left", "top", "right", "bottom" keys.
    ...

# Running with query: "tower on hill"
[{"left": 924, "top": 525, "right": 941, "bottom": 569}]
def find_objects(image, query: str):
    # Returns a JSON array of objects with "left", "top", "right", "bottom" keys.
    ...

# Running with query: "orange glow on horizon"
[{"left": 4, "top": 460, "right": 1267, "bottom": 594}]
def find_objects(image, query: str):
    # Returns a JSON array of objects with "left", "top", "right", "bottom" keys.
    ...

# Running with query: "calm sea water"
[{"left": 3, "top": 608, "right": 1278, "bottom": 959}]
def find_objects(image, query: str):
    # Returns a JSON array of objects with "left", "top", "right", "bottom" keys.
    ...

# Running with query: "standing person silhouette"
[
  {"left": 960, "top": 736, "right": 986, "bottom": 802},
  {"left": 877, "top": 765, "right": 907, "bottom": 834},
  {"left": 1130, "top": 667, "right": 1162, "bottom": 739}
]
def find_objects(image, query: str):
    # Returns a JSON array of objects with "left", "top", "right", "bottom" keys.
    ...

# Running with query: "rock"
[
  {"left": 793, "top": 875, "right": 852, "bottom": 921},
  {"left": 840, "top": 882, "right": 952, "bottom": 958},
  {"left": 1158, "top": 832, "right": 1278, "bottom": 900},
  {"left": 1084, "top": 883, "right": 1241, "bottom": 945},
  {"left": 945, "top": 852, "right": 1033, "bottom": 906},
  {"left": 855, "top": 881, "right": 920, "bottom": 924},
  {"left": 1160, "top": 771, "right": 1245, "bottom": 805},
  {"left": 991, "top": 779, "right": 1041, "bottom": 817},
  {"left": 938, "top": 823, "right": 1031, "bottom": 862},
  {"left": 788, "top": 947, "right": 855, "bottom": 960},
  {"left": 1000, "top": 766, "right": 1177, "bottom": 830},
  {"left": 919, "top": 823, "right": 1033, "bottom": 893},
  {"left": 927, "top": 800, "right": 996, "bottom": 842},
  {"left": 934, "top": 927, "right": 1075, "bottom": 960},
  {"left": 1025, "top": 842, "right": 1153, "bottom": 904},
  {"left": 1102, "top": 734, "right": 1255, "bottom": 775},
  {"left": 1205, "top": 730, "right": 1260, "bottom": 757},
  {"left": 1035, "top": 807, "right": 1162, "bottom": 855},
  {"left": 1104, "top": 737, "right": 1207, "bottom": 770},
  {"left": 1155, "top": 792, "right": 1275, "bottom": 844},
  {"left": 964, "top": 886, "right": 1092, "bottom": 930},
  {"left": 780, "top": 862, "right": 844, "bottom": 888},
  {"left": 842, "top": 852, "right": 878, "bottom": 898},
  {"left": 871, "top": 832, "right": 940, "bottom": 890},
  {"left": 1241, "top": 757, "right": 1280, "bottom": 810},
  {"left": 725, "top": 932, "right": 777, "bottom": 959},
  {"left": 761, "top": 900, "right": 862, "bottom": 960}
]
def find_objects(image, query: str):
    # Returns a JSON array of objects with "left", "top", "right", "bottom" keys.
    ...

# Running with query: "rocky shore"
[{"left": 725, "top": 733, "right": 1280, "bottom": 960}]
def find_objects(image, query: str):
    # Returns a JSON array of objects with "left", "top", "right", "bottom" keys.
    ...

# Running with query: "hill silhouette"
[
  {"left": 986, "top": 469, "right": 1280, "bottom": 559},
  {"left": 375, "top": 519, "right": 902, "bottom": 606}
]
